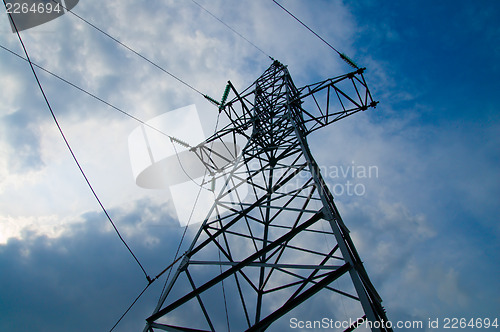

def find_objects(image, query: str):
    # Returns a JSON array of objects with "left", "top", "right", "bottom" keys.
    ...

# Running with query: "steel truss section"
[{"left": 144, "top": 61, "right": 391, "bottom": 332}]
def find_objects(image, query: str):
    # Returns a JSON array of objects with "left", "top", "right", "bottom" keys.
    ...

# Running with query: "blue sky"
[{"left": 0, "top": 1, "right": 499, "bottom": 331}]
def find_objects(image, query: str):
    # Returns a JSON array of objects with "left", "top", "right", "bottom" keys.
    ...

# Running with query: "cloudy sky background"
[{"left": 1, "top": 0, "right": 499, "bottom": 331}]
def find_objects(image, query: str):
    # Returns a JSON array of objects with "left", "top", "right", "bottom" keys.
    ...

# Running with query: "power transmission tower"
[{"left": 144, "top": 60, "right": 391, "bottom": 332}]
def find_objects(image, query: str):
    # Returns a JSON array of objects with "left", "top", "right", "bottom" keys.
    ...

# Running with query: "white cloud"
[{"left": 0, "top": 214, "right": 69, "bottom": 244}]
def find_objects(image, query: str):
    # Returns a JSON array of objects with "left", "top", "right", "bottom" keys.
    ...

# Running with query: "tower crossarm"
[
  {"left": 184, "top": 65, "right": 379, "bottom": 183},
  {"left": 293, "top": 68, "right": 378, "bottom": 135}
]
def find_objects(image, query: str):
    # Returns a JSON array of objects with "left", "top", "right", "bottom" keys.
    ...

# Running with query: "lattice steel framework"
[{"left": 144, "top": 61, "right": 391, "bottom": 332}]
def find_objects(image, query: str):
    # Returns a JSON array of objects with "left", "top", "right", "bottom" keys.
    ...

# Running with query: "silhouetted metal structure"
[{"left": 144, "top": 60, "right": 391, "bottom": 332}]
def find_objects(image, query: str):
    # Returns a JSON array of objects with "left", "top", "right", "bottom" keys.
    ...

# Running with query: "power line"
[
  {"left": 271, "top": 0, "right": 359, "bottom": 69},
  {"left": 51, "top": 0, "right": 205, "bottom": 96},
  {"left": 0, "top": 43, "right": 205, "bottom": 150},
  {"left": 108, "top": 251, "right": 185, "bottom": 332},
  {"left": 0, "top": 44, "right": 166, "bottom": 137},
  {"left": 3, "top": 0, "right": 151, "bottom": 282},
  {"left": 109, "top": 282, "right": 152, "bottom": 332},
  {"left": 108, "top": 251, "right": 190, "bottom": 331},
  {"left": 272, "top": 0, "right": 341, "bottom": 54},
  {"left": 189, "top": 0, "right": 274, "bottom": 61}
]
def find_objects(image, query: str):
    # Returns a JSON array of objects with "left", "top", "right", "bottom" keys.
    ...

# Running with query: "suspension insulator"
[
  {"left": 170, "top": 136, "right": 191, "bottom": 148},
  {"left": 340, "top": 53, "right": 359, "bottom": 69},
  {"left": 220, "top": 82, "right": 231, "bottom": 106},
  {"left": 210, "top": 176, "right": 216, "bottom": 192},
  {"left": 204, "top": 94, "right": 221, "bottom": 106}
]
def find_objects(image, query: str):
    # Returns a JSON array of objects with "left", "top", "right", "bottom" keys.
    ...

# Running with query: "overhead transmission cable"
[
  {"left": 109, "top": 282, "right": 152, "bottom": 332},
  {"left": 189, "top": 0, "right": 274, "bottom": 61},
  {"left": 108, "top": 253, "right": 185, "bottom": 332},
  {"left": 51, "top": 0, "right": 205, "bottom": 96},
  {"left": 0, "top": 44, "right": 180, "bottom": 142},
  {"left": 52, "top": 0, "right": 269, "bottom": 114},
  {"left": 2, "top": 1, "right": 151, "bottom": 282},
  {"left": 271, "top": 0, "right": 359, "bottom": 69}
]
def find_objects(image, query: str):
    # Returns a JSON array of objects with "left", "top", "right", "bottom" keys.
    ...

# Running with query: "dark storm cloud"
[{"left": 0, "top": 198, "right": 185, "bottom": 332}]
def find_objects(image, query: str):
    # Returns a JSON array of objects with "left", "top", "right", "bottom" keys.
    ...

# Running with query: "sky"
[{"left": 0, "top": 0, "right": 499, "bottom": 331}]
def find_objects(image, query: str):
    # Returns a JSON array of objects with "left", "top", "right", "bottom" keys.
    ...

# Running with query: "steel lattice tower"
[{"left": 144, "top": 61, "right": 391, "bottom": 332}]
